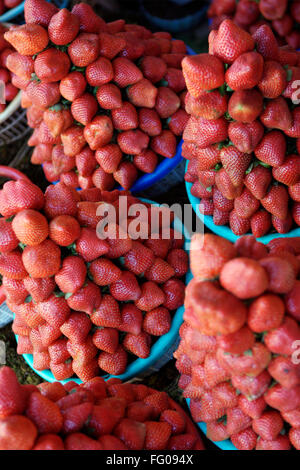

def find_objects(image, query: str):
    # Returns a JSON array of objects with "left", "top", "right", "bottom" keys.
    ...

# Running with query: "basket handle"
[{"left": 0, "top": 166, "right": 31, "bottom": 183}]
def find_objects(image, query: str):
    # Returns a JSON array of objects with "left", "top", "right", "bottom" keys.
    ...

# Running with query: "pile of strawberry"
[
  {"left": 0, "top": 178, "right": 188, "bottom": 381},
  {"left": 175, "top": 233, "right": 300, "bottom": 450},
  {"left": 208, "top": 0, "right": 300, "bottom": 49},
  {"left": 0, "top": 23, "right": 18, "bottom": 113},
  {"left": 3, "top": 0, "right": 188, "bottom": 190},
  {"left": 0, "top": 366, "right": 204, "bottom": 450},
  {"left": 0, "top": 0, "right": 23, "bottom": 17},
  {"left": 183, "top": 19, "right": 300, "bottom": 238}
]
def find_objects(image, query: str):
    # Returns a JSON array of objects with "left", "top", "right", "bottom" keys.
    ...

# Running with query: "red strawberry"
[
  {"left": 264, "top": 316, "right": 300, "bottom": 355},
  {"left": 25, "top": 80, "right": 61, "bottom": 109},
  {"left": 183, "top": 115, "right": 228, "bottom": 149},
  {"left": 226, "top": 51, "right": 263, "bottom": 90},
  {"left": 151, "top": 130, "right": 176, "bottom": 159},
  {"left": 22, "top": 239, "right": 61, "bottom": 278},
  {"left": 140, "top": 56, "right": 167, "bottom": 83},
  {"left": 89, "top": 256, "right": 121, "bottom": 287},
  {"left": 244, "top": 165, "right": 273, "bottom": 200},
  {"left": 118, "top": 303, "right": 142, "bottom": 335},
  {"left": 48, "top": 8, "right": 79, "bottom": 45},
  {"left": 268, "top": 356, "right": 300, "bottom": 389},
  {"left": 110, "top": 271, "right": 141, "bottom": 302},
  {"left": 12, "top": 209, "right": 48, "bottom": 247},
  {"left": 114, "top": 418, "right": 146, "bottom": 450},
  {"left": 0, "top": 180, "right": 44, "bottom": 218},
  {"left": 34, "top": 48, "right": 70, "bottom": 83},
  {"left": 231, "top": 428, "right": 257, "bottom": 450},
  {"left": 162, "top": 278, "right": 185, "bottom": 310},
  {"left": 113, "top": 57, "right": 143, "bottom": 88},
  {"left": 68, "top": 33, "right": 100, "bottom": 67},
  {"left": 226, "top": 407, "right": 252, "bottom": 436},
  {"left": 44, "top": 182, "right": 79, "bottom": 219},
  {"left": 123, "top": 241, "right": 154, "bottom": 275},
  {"left": 4, "top": 24, "right": 49, "bottom": 56},
  {"left": 62, "top": 402, "right": 93, "bottom": 434},
  {"left": 37, "top": 294, "right": 70, "bottom": 328},
  {"left": 164, "top": 68, "right": 186, "bottom": 94},
  {"left": 49, "top": 215, "right": 80, "bottom": 247},
  {"left": 185, "top": 90, "right": 227, "bottom": 121},
  {"left": 111, "top": 102, "right": 138, "bottom": 131},
  {"left": 98, "top": 345, "right": 127, "bottom": 375},
  {"left": 260, "top": 97, "right": 292, "bottom": 132},
  {"left": 265, "top": 384, "right": 300, "bottom": 413},
  {"left": 60, "top": 312, "right": 91, "bottom": 343},
  {"left": 91, "top": 295, "right": 121, "bottom": 328},
  {"left": 144, "top": 258, "right": 175, "bottom": 283},
  {"left": 252, "top": 24, "right": 279, "bottom": 61},
  {"left": 217, "top": 326, "right": 255, "bottom": 355},
  {"left": 60, "top": 71, "right": 86, "bottom": 102},
  {"left": 0, "top": 219, "right": 18, "bottom": 253},
  {"left": 220, "top": 147, "right": 252, "bottom": 186},
  {"left": 72, "top": 357, "right": 99, "bottom": 382},
  {"left": 258, "top": 60, "right": 287, "bottom": 98},
  {"left": 26, "top": 392, "right": 62, "bottom": 434},
  {"left": 134, "top": 150, "right": 158, "bottom": 174},
  {"left": 167, "top": 109, "right": 189, "bottom": 136},
  {"left": 143, "top": 307, "right": 171, "bottom": 336},
  {"left": 84, "top": 115, "right": 113, "bottom": 151},
  {"left": 92, "top": 327, "right": 119, "bottom": 354},
  {"left": 55, "top": 256, "right": 86, "bottom": 294},
  {"left": 96, "top": 83, "right": 122, "bottom": 110},
  {"left": 65, "top": 433, "right": 102, "bottom": 450},
  {"left": 98, "top": 435, "right": 127, "bottom": 450},
  {"left": 0, "top": 250, "right": 28, "bottom": 280},
  {"left": 155, "top": 87, "right": 180, "bottom": 118},
  {"left": 3, "top": 278, "right": 28, "bottom": 306},
  {"left": 0, "top": 415, "right": 37, "bottom": 450},
  {"left": 99, "top": 32, "right": 125, "bottom": 59},
  {"left": 228, "top": 89, "right": 263, "bottom": 123},
  {"left": 238, "top": 395, "right": 266, "bottom": 420},
  {"left": 261, "top": 185, "right": 289, "bottom": 220},
  {"left": 48, "top": 339, "right": 70, "bottom": 365},
  {"left": 272, "top": 213, "right": 293, "bottom": 234},
  {"left": 182, "top": 53, "right": 224, "bottom": 95},
  {"left": 33, "top": 434, "right": 64, "bottom": 450},
  {"left": 24, "top": 0, "right": 58, "bottom": 26},
  {"left": 75, "top": 147, "right": 97, "bottom": 177},
  {"left": 67, "top": 281, "right": 101, "bottom": 315},
  {"left": 50, "top": 361, "right": 73, "bottom": 381},
  {"left": 6, "top": 52, "right": 34, "bottom": 80},
  {"left": 123, "top": 332, "right": 151, "bottom": 358},
  {"left": 86, "top": 57, "right": 113, "bottom": 87},
  {"left": 251, "top": 210, "right": 272, "bottom": 238},
  {"left": 234, "top": 189, "right": 260, "bottom": 219},
  {"left": 272, "top": 155, "right": 300, "bottom": 186},
  {"left": 127, "top": 79, "right": 158, "bottom": 109},
  {"left": 206, "top": 420, "right": 230, "bottom": 442},
  {"left": 228, "top": 121, "right": 264, "bottom": 154},
  {"left": 144, "top": 421, "right": 172, "bottom": 450},
  {"left": 61, "top": 126, "right": 86, "bottom": 157},
  {"left": 76, "top": 227, "right": 109, "bottom": 262},
  {"left": 0, "top": 367, "right": 26, "bottom": 419},
  {"left": 117, "top": 129, "right": 149, "bottom": 155},
  {"left": 71, "top": 93, "right": 98, "bottom": 125},
  {"left": 253, "top": 411, "right": 284, "bottom": 441},
  {"left": 71, "top": 2, "right": 106, "bottom": 33},
  {"left": 214, "top": 19, "right": 255, "bottom": 63}
]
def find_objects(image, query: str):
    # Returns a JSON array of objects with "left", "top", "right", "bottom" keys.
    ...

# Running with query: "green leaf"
[
  {"left": 18, "top": 242, "right": 26, "bottom": 250},
  {"left": 243, "top": 349, "right": 253, "bottom": 356},
  {"left": 258, "top": 161, "right": 271, "bottom": 168},
  {"left": 226, "top": 84, "right": 233, "bottom": 92},
  {"left": 65, "top": 293, "right": 73, "bottom": 299},
  {"left": 206, "top": 186, "right": 212, "bottom": 192},
  {"left": 245, "top": 162, "right": 254, "bottom": 175},
  {"left": 25, "top": 295, "right": 32, "bottom": 303},
  {"left": 214, "top": 163, "right": 222, "bottom": 171}
]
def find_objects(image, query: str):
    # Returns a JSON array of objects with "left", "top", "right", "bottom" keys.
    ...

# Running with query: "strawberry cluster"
[
  {"left": 183, "top": 19, "right": 300, "bottom": 237},
  {"left": 0, "top": 0, "right": 23, "bottom": 17},
  {"left": 0, "top": 366, "right": 204, "bottom": 450},
  {"left": 4, "top": 0, "right": 188, "bottom": 190},
  {"left": 208, "top": 0, "right": 300, "bottom": 50},
  {"left": 0, "top": 178, "right": 188, "bottom": 381},
  {"left": 0, "top": 23, "right": 18, "bottom": 113},
  {"left": 175, "top": 233, "right": 300, "bottom": 450}
]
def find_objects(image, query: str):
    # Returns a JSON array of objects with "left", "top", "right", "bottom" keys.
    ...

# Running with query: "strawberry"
[
  {"left": 99, "top": 32, "right": 126, "bottom": 60},
  {"left": 167, "top": 109, "right": 189, "bottom": 136},
  {"left": 0, "top": 415, "right": 37, "bottom": 450},
  {"left": 84, "top": 115, "right": 113, "bottom": 151},
  {"left": 162, "top": 278, "right": 185, "bottom": 310},
  {"left": 60, "top": 312, "right": 91, "bottom": 344},
  {"left": 268, "top": 356, "right": 300, "bottom": 389},
  {"left": 182, "top": 54, "right": 224, "bottom": 95},
  {"left": 65, "top": 433, "right": 102, "bottom": 450},
  {"left": 127, "top": 79, "right": 158, "bottom": 109},
  {"left": 253, "top": 411, "right": 284, "bottom": 441},
  {"left": 60, "top": 71, "right": 86, "bottom": 102},
  {"left": 90, "top": 256, "right": 121, "bottom": 287},
  {"left": 75, "top": 147, "right": 97, "bottom": 177},
  {"left": 98, "top": 345, "right": 127, "bottom": 375},
  {"left": 272, "top": 155, "right": 300, "bottom": 186},
  {"left": 71, "top": 93, "right": 98, "bottom": 126},
  {"left": 92, "top": 328, "right": 119, "bottom": 354},
  {"left": 86, "top": 57, "right": 114, "bottom": 87},
  {"left": 206, "top": 421, "right": 230, "bottom": 442},
  {"left": 185, "top": 90, "right": 227, "bottom": 120},
  {"left": 44, "top": 182, "right": 79, "bottom": 220},
  {"left": 72, "top": 358, "right": 99, "bottom": 382},
  {"left": 110, "top": 271, "right": 141, "bottom": 302},
  {"left": 0, "top": 180, "right": 44, "bottom": 218},
  {"left": 127, "top": 401, "right": 155, "bottom": 422},
  {"left": 114, "top": 418, "right": 146, "bottom": 450},
  {"left": 272, "top": 213, "right": 293, "bottom": 234},
  {"left": 264, "top": 317, "right": 300, "bottom": 355},
  {"left": 48, "top": 339, "right": 70, "bottom": 366},
  {"left": 111, "top": 102, "right": 138, "bottom": 131},
  {"left": 61, "top": 126, "right": 86, "bottom": 157},
  {"left": 140, "top": 56, "right": 167, "bottom": 83},
  {"left": 248, "top": 294, "right": 285, "bottom": 333},
  {"left": 123, "top": 241, "right": 154, "bottom": 275},
  {"left": 38, "top": 294, "right": 70, "bottom": 328},
  {"left": 113, "top": 57, "right": 143, "bottom": 88},
  {"left": 252, "top": 24, "right": 279, "bottom": 61},
  {"left": 62, "top": 402, "right": 92, "bottom": 433},
  {"left": 228, "top": 89, "right": 263, "bottom": 123},
  {"left": 0, "top": 219, "right": 18, "bottom": 253},
  {"left": 214, "top": 19, "right": 254, "bottom": 63},
  {"left": 71, "top": 2, "right": 106, "bottom": 33},
  {"left": 68, "top": 32, "right": 100, "bottom": 68},
  {"left": 183, "top": 116, "right": 228, "bottom": 149},
  {"left": 48, "top": 8, "right": 79, "bottom": 46},
  {"left": 166, "top": 249, "right": 188, "bottom": 278},
  {"left": 238, "top": 395, "right": 266, "bottom": 419},
  {"left": 66, "top": 281, "right": 101, "bottom": 315},
  {"left": 261, "top": 185, "right": 289, "bottom": 220},
  {"left": 258, "top": 60, "right": 287, "bottom": 99},
  {"left": 151, "top": 130, "right": 176, "bottom": 159},
  {"left": 0, "top": 250, "right": 27, "bottom": 280},
  {"left": 217, "top": 326, "right": 255, "bottom": 355},
  {"left": 251, "top": 210, "right": 272, "bottom": 238},
  {"left": 0, "top": 367, "right": 26, "bottom": 419},
  {"left": 6, "top": 52, "right": 34, "bottom": 80},
  {"left": 144, "top": 421, "right": 172, "bottom": 450},
  {"left": 220, "top": 147, "right": 252, "bottom": 186},
  {"left": 118, "top": 129, "right": 149, "bottom": 155},
  {"left": 98, "top": 435, "right": 128, "bottom": 450},
  {"left": 49, "top": 214, "right": 80, "bottom": 246},
  {"left": 33, "top": 434, "right": 64, "bottom": 450},
  {"left": 34, "top": 48, "right": 70, "bottom": 83},
  {"left": 144, "top": 258, "right": 175, "bottom": 283},
  {"left": 231, "top": 428, "right": 257, "bottom": 450},
  {"left": 143, "top": 307, "right": 171, "bottom": 336},
  {"left": 289, "top": 429, "right": 300, "bottom": 450},
  {"left": 155, "top": 87, "right": 180, "bottom": 118},
  {"left": 4, "top": 24, "right": 49, "bottom": 56},
  {"left": 134, "top": 150, "right": 158, "bottom": 174},
  {"left": 55, "top": 256, "right": 86, "bottom": 294},
  {"left": 260, "top": 97, "right": 292, "bottom": 132},
  {"left": 289, "top": 182, "right": 300, "bottom": 202},
  {"left": 91, "top": 295, "right": 121, "bottom": 328},
  {"left": 228, "top": 121, "right": 264, "bottom": 154},
  {"left": 96, "top": 83, "right": 122, "bottom": 110},
  {"left": 244, "top": 165, "right": 272, "bottom": 201},
  {"left": 226, "top": 407, "right": 253, "bottom": 436},
  {"left": 3, "top": 278, "right": 28, "bottom": 306},
  {"left": 285, "top": 280, "right": 300, "bottom": 321},
  {"left": 17, "top": 335, "right": 34, "bottom": 355},
  {"left": 12, "top": 209, "right": 48, "bottom": 247},
  {"left": 265, "top": 384, "right": 300, "bottom": 413},
  {"left": 226, "top": 51, "right": 263, "bottom": 90},
  {"left": 135, "top": 281, "right": 165, "bottom": 312},
  {"left": 119, "top": 304, "right": 143, "bottom": 335},
  {"left": 26, "top": 392, "right": 62, "bottom": 434},
  {"left": 22, "top": 239, "right": 61, "bottom": 278},
  {"left": 234, "top": 189, "right": 260, "bottom": 219},
  {"left": 105, "top": 224, "right": 132, "bottom": 259},
  {"left": 24, "top": 0, "right": 58, "bottom": 27},
  {"left": 164, "top": 68, "right": 185, "bottom": 94},
  {"left": 26, "top": 81, "right": 61, "bottom": 109},
  {"left": 44, "top": 109, "right": 73, "bottom": 139},
  {"left": 39, "top": 322, "right": 61, "bottom": 348},
  {"left": 76, "top": 227, "right": 109, "bottom": 262}
]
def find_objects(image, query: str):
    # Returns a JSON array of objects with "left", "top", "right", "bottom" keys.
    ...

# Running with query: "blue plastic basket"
[
  {"left": 185, "top": 162, "right": 300, "bottom": 244},
  {"left": 0, "top": 0, "right": 69, "bottom": 23},
  {"left": 14, "top": 197, "right": 191, "bottom": 384}
]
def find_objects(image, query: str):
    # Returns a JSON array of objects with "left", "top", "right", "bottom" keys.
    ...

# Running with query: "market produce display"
[
  {"left": 3, "top": 0, "right": 189, "bottom": 190},
  {"left": 0, "top": 22, "right": 18, "bottom": 113},
  {"left": 208, "top": 0, "right": 300, "bottom": 49},
  {"left": 183, "top": 19, "right": 300, "bottom": 237},
  {"left": 0, "top": 175, "right": 188, "bottom": 381},
  {"left": 0, "top": 0, "right": 22, "bottom": 18},
  {"left": 175, "top": 233, "right": 300, "bottom": 450},
  {"left": 0, "top": 366, "right": 205, "bottom": 450}
]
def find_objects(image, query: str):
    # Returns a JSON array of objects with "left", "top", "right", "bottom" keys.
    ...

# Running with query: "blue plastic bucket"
[
  {"left": 14, "top": 197, "right": 191, "bottom": 384},
  {"left": 0, "top": 0, "right": 69, "bottom": 23},
  {"left": 185, "top": 162, "right": 300, "bottom": 244}
]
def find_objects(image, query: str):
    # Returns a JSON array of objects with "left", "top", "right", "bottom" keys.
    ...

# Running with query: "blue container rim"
[
  {"left": 0, "top": 0, "right": 69, "bottom": 22},
  {"left": 185, "top": 161, "right": 300, "bottom": 244},
  {"left": 15, "top": 197, "right": 191, "bottom": 384}
]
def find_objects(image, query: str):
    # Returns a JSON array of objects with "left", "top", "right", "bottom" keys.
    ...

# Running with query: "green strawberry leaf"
[
  {"left": 214, "top": 163, "right": 222, "bottom": 171},
  {"left": 245, "top": 162, "right": 254, "bottom": 175},
  {"left": 6, "top": 216, "right": 14, "bottom": 222},
  {"left": 258, "top": 161, "right": 271, "bottom": 168},
  {"left": 206, "top": 186, "right": 212, "bottom": 192},
  {"left": 25, "top": 295, "right": 32, "bottom": 303},
  {"left": 226, "top": 84, "right": 233, "bottom": 92},
  {"left": 65, "top": 293, "right": 73, "bottom": 299},
  {"left": 18, "top": 242, "right": 26, "bottom": 250},
  {"left": 243, "top": 349, "right": 253, "bottom": 356}
]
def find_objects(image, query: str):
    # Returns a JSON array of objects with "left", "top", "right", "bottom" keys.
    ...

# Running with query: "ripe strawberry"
[
  {"left": 3, "top": 278, "right": 28, "bottom": 306},
  {"left": 143, "top": 307, "right": 171, "bottom": 336},
  {"left": 244, "top": 165, "right": 273, "bottom": 200},
  {"left": 98, "top": 32, "right": 125, "bottom": 60},
  {"left": 114, "top": 418, "right": 146, "bottom": 450},
  {"left": 84, "top": 115, "right": 113, "bottom": 151},
  {"left": 220, "top": 147, "right": 252, "bottom": 187},
  {"left": 71, "top": 2, "right": 106, "bottom": 33},
  {"left": 117, "top": 129, "right": 149, "bottom": 155},
  {"left": 265, "top": 384, "right": 300, "bottom": 413},
  {"left": 86, "top": 57, "right": 114, "bottom": 87},
  {"left": 90, "top": 258, "right": 121, "bottom": 286},
  {"left": 155, "top": 87, "right": 180, "bottom": 118},
  {"left": 12, "top": 209, "right": 48, "bottom": 247},
  {"left": 231, "top": 428, "right": 257, "bottom": 450},
  {"left": 113, "top": 57, "right": 142, "bottom": 88},
  {"left": 59, "top": 71, "right": 86, "bottom": 102},
  {"left": 234, "top": 189, "right": 260, "bottom": 220},
  {"left": 127, "top": 79, "right": 158, "bottom": 109},
  {"left": 33, "top": 434, "right": 64, "bottom": 450},
  {"left": 24, "top": 0, "right": 58, "bottom": 26},
  {"left": 167, "top": 109, "right": 189, "bottom": 136},
  {"left": 214, "top": 19, "right": 255, "bottom": 63},
  {"left": 134, "top": 150, "right": 158, "bottom": 174},
  {"left": 71, "top": 93, "right": 98, "bottom": 125},
  {"left": 272, "top": 155, "right": 300, "bottom": 186},
  {"left": 37, "top": 294, "right": 70, "bottom": 328},
  {"left": 140, "top": 56, "right": 167, "bottom": 83},
  {"left": 117, "top": 303, "right": 142, "bottom": 335},
  {"left": 260, "top": 97, "right": 292, "bottom": 132},
  {"left": 49, "top": 215, "right": 80, "bottom": 247},
  {"left": 68, "top": 33, "right": 100, "bottom": 67},
  {"left": 206, "top": 420, "right": 230, "bottom": 442},
  {"left": 252, "top": 411, "right": 284, "bottom": 441},
  {"left": 144, "top": 421, "right": 172, "bottom": 450},
  {"left": 183, "top": 116, "right": 228, "bottom": 149},
  {"left": 67, "top": 281, "right": 101, "bottom": 315},
  {"left": 110, "top": 271, "right": 141, "bottom": 302},
  {"left": 25, "top": 81, "right": 61, "bottom": 109},
  {"left": 22, "top": 239, "right": 60, "bottom": 278},
  {"left": 0, "top": 367, "right": 26, "bottom": 419},
  {"left": 98, "top": 345, "right": 127, "bottom": 375},
  {"left": 61, "top": 126, "right": 86, "bottom": 157},
  {"left": 4, "top": 24, "right": 49, "bottom": 56},
  {"left": 182, "top": 54, "right": 224, "bottom": 96},
  {"left": 60, "top": 312, "right": 91, "bottom": 344},
  {"left": 0, "top": 180, "right": 44, "bottom": 218},
  {"left": 91, "top": 295, "right": 121, "bottom": 328},
  {"left": 48, "top": 8, "right": 79, "bottom": 45},
  {"left": 226, "top": 51, "right": 263, "bottom": 90},
  {"left": 228, "top": 89, "right": 263, "bottom": 123},
  {"left": 55, "top": 256, "right": 86, "bottom": 294},
  {"left": 226, "top": 407, "right": 253, "bottom": 436},
  {"left": 264, "top": 316, "right": 300, "bottom": 355},
  {"left": 251, "top": 210, "right": 272, "bottom": 238},
  {"left": 285, "top": 280, "right": 300, "bottom": 321},
  {"left": 252, "top": 24, "right": 279, "bottom": 61},
  {"left": 122, "top": 241, "right": 154, "bottom": 275},
  {"left": 17, "top": 335, "right": 34, "bottom": 355},
  {"left": 0, "top": 250, "right": 27, "bottom": 280},
  {"left": 0, "top": 415, "right": 37, "bottom": 450},
  {"left": 72, "top": 357, "right": 99, "bottom": 382},
  {"left": 6, "top": 52, "right": 34, "bottom": 80},
  {"left": 34, "top": 48, "right": 70, "bottom": 83},
  {"left": 96, "top": 83, "right": 122, "bottom": 110},
  {"left": 261, "top": 185, "right": 289, "bottom": 220},
  {"left": 65, "top": 433, "right": 102, "bottom": 450},
  {"left": 92, "top": 327, "right": 119, "bottom": 354},
  {"left": 111, "top": 102, "right": 138, "bottom": 130},
  {"left": 26, "top": 392, "right": 63, "bottom": 434},
  {"left": 0, "top": 219, "right": 18, "bottom": 253},
  {"left": 48, "top": 339, "right": 70, "bottom": 366},
  {"left": 185, "top": 90, "right": 227, "bottom": 120},
  {"left": 144, "top": 258, "right": 175, "bottom": 284},
  {"left": 98, "top": 435, "right": 127, "bottom": 450},
  {"left": 150, "top": 130, "right": 176, "bottom": 159},
  {"left": 76, "top": 227, "right": 109, "bottom": 262},
  {"left": 258, "top": 60, "right": 287, "bottom": 99},
  {"left": 268, "top": 356, "right": 300, "bottom": 389},
  {"left": 123, "top": 331, "right": 151, "bottom": 358},
  {"left": 50, "top": 359, "right": 73, "bottom": 380},
  {"left": 228, "top": 121, "right": 264, "bottom": 154},
  {"left": 217, "top": 326, "right": 255, "bottom": 355}
]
